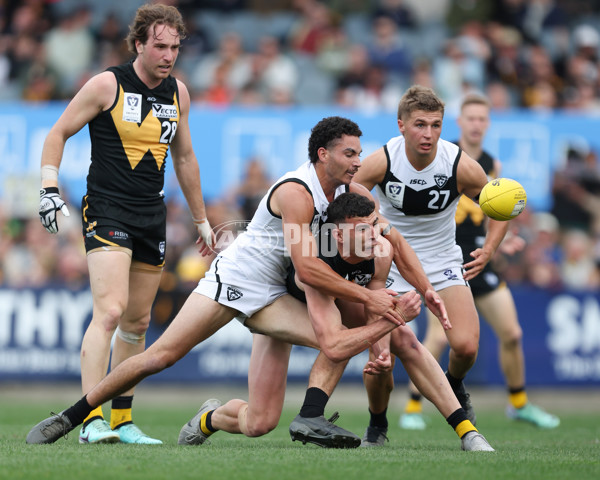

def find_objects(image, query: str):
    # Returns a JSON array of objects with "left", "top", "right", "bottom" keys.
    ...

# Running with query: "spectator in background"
[
  {"left": 94, "top": 13, "right": 131, "bottom": 68},
  {"left": 366, "top": 15, "right": 412, "bottom": 84},
  {"left": 190, "top": 32, "right": 252, "bottom": 101},
  {"left": 43, "top": 6, "right": 94, "bottom": 97},
  {"left": 515, "top": 211, "right": 562, "bottom": 289},
  {"left": 551, "top": 145, "right": 600, "bottom": 234},
  {"left": 373, "top": 0, "right": 416, "bottom": 29},
  {"left": 485, "top": 25, "right": 524, "bottom": 93},
  {"left": 560, "top": 229, "right": 600, "bottom": 290},
  {"left": 520, "top": 45, "right": 563, "bottom": 109},
  {"left": 314, "top": 12, "right": 352, "bottom": 79},
  {"left": 251, "top": 35, "right": 298, "bottom": 103},
  {"left": 492, "top": 0, "right": 567, "bottom": 45},
  {"left": 336, "top": 43, "right": 370, "bottom": 90},
  {"left": 288, "top": 0, "right": 335, "bottom": 56},
  {"left": 446, "top": 0, "right": 493, "bottom": 33},
  {"left": 432, "top": 38, "right": 485, "bottom": 110},
  {"left": 224, "top": 157, "right": 273, "bottom": 221},
  {"left": 486, "top": 80, "right": 515, "bottom": 109},
  {"left": 343, "top": 64, "right": 403, "bottom": 113}
]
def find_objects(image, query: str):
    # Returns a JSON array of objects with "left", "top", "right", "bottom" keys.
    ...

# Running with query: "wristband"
[{"left": 40, "top": 186, "right": 60, "bottom": 196}]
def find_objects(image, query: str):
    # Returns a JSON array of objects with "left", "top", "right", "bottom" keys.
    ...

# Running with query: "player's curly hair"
[
  {"left": 326, "top": 192, "right": 375, "bottom": 225},
  {"left": 397, "top": 85, "right": 445, "bottom": 120},
  {"left": 308, "top": 116, "right": 362, "bottom": 164},
  {"left": 126, "top": 3, "right": 187, "bottom": 55}
]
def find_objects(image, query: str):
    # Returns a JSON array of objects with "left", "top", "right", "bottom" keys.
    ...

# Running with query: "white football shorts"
[
  {"left": 193, "top": 254, "right": 287, "bottom": 320},
  {"left": 387, "top": 244, "right": 468, "bottom": 294}
]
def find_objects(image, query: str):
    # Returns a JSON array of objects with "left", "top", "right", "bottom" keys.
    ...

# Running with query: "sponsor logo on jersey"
[
  {"left": 109, "top": 230, "right": 129, "bottom": 239},
  {"left": 443, "top": 268, "right": 459, "bottom": 281},
  {"left": 410, "top": 179, "right": 426, "bottom": 185},
  {"left": 352, "top": 273, "right": 372, "bottom": 286},
  {"left": 152, "top": 103, "right": 178, "bottom": 119},
  {"left": 159, "top": 241, "right": 166, "bottom": 255},
  {"left": 147, "top": 96, "right": 156, "bottom": 101},
  {"left": 227, "top": 286, "right": 243, "bottom": 301},
  {"left": 434, "top": 174, "right": 449, "bottom": 188},
  {"left": 123, "top": 92, "right": 142, "bottom": 123},
  {"left": 386, "top": 277, "right": 394, "bottom": 288}
]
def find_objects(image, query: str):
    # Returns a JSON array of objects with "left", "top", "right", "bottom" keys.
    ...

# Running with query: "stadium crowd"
[{"left": 2, "top": 0, "right": 600, "bottom": 296}]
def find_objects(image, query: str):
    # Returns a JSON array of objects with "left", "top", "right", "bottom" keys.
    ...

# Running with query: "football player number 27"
[{"left": 428, "top": 190, "right": 450, "bottom": 210}]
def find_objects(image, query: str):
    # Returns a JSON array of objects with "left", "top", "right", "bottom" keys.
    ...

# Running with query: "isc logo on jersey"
[{"left": 152, "top": 104, "right": 178, "bottom": 119}]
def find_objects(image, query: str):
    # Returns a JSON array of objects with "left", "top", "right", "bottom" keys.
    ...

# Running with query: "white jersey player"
[
  {"left": 195, "top": 161, "right": 348, "bottom": 316},
  {"left": 354, "top": 85, "right": 509, "bottom": 447},
  {"left": 377, "top": 135, "right": 467, "bottom": 293}
]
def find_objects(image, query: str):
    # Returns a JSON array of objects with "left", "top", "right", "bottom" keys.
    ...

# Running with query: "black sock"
[
  {"left": 369, "top": 408, "right": 388, "bottom": 429},
  {"left": 205, "top": 410, "right": 216, "bottom": 432},
  {"left": 445, "top": 408, "right": 468, "bottom": 430},
  {"left": 410, "top": 392, "right": 423, "bottom": 402},
  {"left": 299, "top": 387, "right": 329, "bottom": 418},
  {"left": 111, "top": 395, "right": 133, "bottom": 410},
  {"left": 63, "top": 396, "right": 93, "bottom": 427},
  {"left": 445, "top": 371, "right": 463, "bottom": 391}
]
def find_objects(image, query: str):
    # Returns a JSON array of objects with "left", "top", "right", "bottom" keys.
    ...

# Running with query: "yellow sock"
[
  {"left": 509, "top": 390, "right": 528, "bottom": 410},
  {"left": 110, "top": 408, "right": 132, "bottom": 430},
  {"left": 456, "top": 419, "right": 477, "bottom": 439},
  {"left": 84, "top": 406, "right": 103, "bottom": 425},
  {"left": 405, "top": 398, "right": 423, "bottom": 414}
]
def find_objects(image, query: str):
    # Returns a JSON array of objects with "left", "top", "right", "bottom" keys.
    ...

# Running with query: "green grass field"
[{"left": 1, "top": 384, "right": 599, "bottom": 480}]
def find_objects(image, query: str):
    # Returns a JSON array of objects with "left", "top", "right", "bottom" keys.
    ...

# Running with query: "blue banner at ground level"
[{"left": 0, "top": 286, "right": 598, "bottom": 385}]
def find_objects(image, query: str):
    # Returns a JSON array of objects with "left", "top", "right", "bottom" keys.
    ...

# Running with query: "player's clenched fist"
[
  {"left": 393, "top": 290, "right": 421, "bottom": 324},
  {"left": 39, "top": 187, "right": 70, "bottom": 234}
]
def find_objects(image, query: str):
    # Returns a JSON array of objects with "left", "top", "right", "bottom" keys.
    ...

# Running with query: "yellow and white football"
[{"left": 479, "top": 178, "right": 527, "bottom": 221}]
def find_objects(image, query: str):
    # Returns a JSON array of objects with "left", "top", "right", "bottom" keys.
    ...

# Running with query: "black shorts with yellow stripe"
[
  {"left": 81, "top": 194, "right": 167, "bottom": 268},
  {"left": 459, "top": 240, "right": 505, "bottom": 297}
]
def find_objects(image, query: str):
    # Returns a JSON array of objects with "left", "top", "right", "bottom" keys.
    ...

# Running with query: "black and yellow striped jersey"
[
  {"left": 454, "top": 142, "right": 495, "bottom": 244},
  {"left": 86, "top": 61, "right": 179, "bottom": 208}
]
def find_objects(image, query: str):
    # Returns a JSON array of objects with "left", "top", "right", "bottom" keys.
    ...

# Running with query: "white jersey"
[
  {"left": 376, "top": 136, "right": 462, "bottom": 254},
  {"left": 218, "top": 161, "right": 347, "bottom": 287}
]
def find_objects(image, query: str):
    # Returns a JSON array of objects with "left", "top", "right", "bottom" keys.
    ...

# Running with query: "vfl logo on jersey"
[
  {"left": 227, "top": 286, "right": 243, "bottom": 301},
  {"left": 443, "top": 269, "right": 459, "bottom": 281},
  {"left": 159, "top": 241, "right": 166, "bottom": 255},
  {"left": 122, "top": 93, "right": 142, "bottom": 123},
  {"left": 152, "top": 103, "right": 178, "bottom": 119},
  {"left": 386, "top": 277, "right": 394, "bottom": 288},
  {"left": 385, "top": 182, "right": 405, "bottom": 209},
  {"left": 352, "top": 273, "right": 372, "bottom": 286},
  {"left": 434, "top": 174, "right": 449, "bottom": 188}
]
